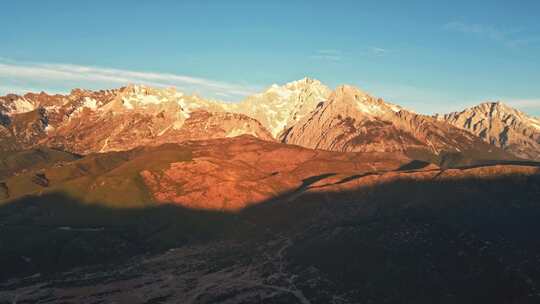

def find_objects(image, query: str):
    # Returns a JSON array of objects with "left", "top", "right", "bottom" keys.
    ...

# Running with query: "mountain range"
[{"left": 1, "top": 77, "right": 539, "bottom": 163}]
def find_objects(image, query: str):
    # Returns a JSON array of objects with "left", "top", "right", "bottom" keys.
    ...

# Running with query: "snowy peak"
[
  {"left": 114, "top": 85, "right": 180, "bottom": 110},
  {"left": 260, "top": 77, "right": 330, "bottom": 102},
  {"left": 283, "top": 77, "right": 325, "bottom": 91},
  {"left": 226, "top": 77, "right": 332, "bottom": 137}
]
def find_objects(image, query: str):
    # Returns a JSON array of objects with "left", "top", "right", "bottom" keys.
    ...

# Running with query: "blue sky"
[{"left": 1, "top": 0, "right": 540, "bottom": 115}]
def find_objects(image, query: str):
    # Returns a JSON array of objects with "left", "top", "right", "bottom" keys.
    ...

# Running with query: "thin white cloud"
[
  {"left": 310, "top": 49, "right": 342, "bottom": 61},
  {"left": 444, "top": 22, "right": 507, "bottom": 40},
  {"left": 0, "top": 84, "right": 47, "bottom": 95},
  {"left": 317, "top": 49, "right": 341, "bottom": 55},
  {"left": 354, "top": 47, "right": 393, "bottom": 57},
  {"left": 0, "top": 58, "right": 259, "bottom": 100},
  {"left": 311, "top": 47, "right": 392, "bottom": 61},
  {"left": 494, "top": 98, "right": 540, "bottom": 114},
  {"left": 367, "top": 47, "right": 390, "bottom": 56},
  {"left": 506, "top": 98, "right": 540, "bottom": 108},
  {"left": 443, "top": 21, "right": 538, "bottom": 49}
]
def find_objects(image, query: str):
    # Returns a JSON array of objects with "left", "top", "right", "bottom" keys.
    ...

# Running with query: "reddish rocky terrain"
[
  {"left": 1, "top": 136, "right": 539, "bottom": 303},
  {"left": 0, "top": 85, "right": 272, "bottom": 154},
  {"left": 1, "top": 135, "right": 537, "bottom": 213}
]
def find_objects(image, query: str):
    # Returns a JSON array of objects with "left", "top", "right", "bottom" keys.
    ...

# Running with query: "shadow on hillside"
[
  {"left": 1, "top": 168, "right": 540, "bottom": 302},
  {"left": 397, "top": 159, "right": 432, "bottom": 171},
  {"left": 0, "top": 194, "right": 246, "bottom": 282},
  {"left": 452, "top": 159, "right": 540, "bottom": 169}
]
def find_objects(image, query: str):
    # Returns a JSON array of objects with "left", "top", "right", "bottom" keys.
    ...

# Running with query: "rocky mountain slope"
[
  {"left": 280, "top": 85, "right": 514, "bottom": 166},
  {"left": 0, "top": 78, "right": 329, "bottom": 154},
  {"left": 0, "top": 85, "right": 272, "bottom": 154},
  {"left": 435, "top": 102, "right": 540, "bottom": 160}
]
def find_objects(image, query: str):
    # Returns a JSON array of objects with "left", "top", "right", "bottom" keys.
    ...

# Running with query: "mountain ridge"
[
  {"left": 279, "top": 85, "right": 516, "bottom": 165},
  {"left": 1, "top": 79, "right": 538, "bottom": 162},
  {"left": 435, "top": 101, "right": 540, "bottom": 160}
]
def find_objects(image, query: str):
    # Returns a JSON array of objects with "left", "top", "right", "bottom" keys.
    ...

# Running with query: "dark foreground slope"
[{"left": 1, "top": 137, "right": 539, "bottom": 303}]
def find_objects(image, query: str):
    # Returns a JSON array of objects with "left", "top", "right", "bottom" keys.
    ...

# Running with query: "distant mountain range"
[{"left": 1, "top": 78, "right": 539, "bottom": 163}]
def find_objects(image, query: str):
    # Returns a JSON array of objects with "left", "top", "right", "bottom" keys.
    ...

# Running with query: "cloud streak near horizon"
[
  {"left": 1, "top": 58, "right": 539, "bottom": 117},
  {"left": 0, "top": 58, "right": 259, "bottom": 100},
  {"left": 505, "top": 98, "right": 540, "bottom": 109}
]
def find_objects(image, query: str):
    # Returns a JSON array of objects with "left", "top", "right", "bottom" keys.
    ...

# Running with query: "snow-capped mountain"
[
  {"left": 435, "top": 102, "right": 540, "bottom": 160},
  {"left": 0, "top": 85, "right": 272, "bottom": 154},
  {"left": 280, "top": 85, "right": 513, "bottom": 166},
  {"left": 223, "top": 77, "right": 331, "bottom": 137},
  {"left": 0, "top": 79, "right": 536, "bottom": 164}
]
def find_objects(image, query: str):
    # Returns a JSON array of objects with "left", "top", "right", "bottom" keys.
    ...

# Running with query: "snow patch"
[
  {"left": 355, "top": 100, "right": 384, "bottom": 115},
  {"left": 82, "top": 97, "right": 98, "bottom": 110},
  {"left": 139, "top": 95, "right": 161, "bottom": 105},
  {"left": 267, "top": 84, "right": 294, "bottom": 100},
  {"left": 7, "top": 98, "right": 35, "bottom": 114},
  {"left": 388, "top": 103, "right": 402, "bottom": 112},
  {"left": 270, "top": 118, "right": 288, "bottom": 137},
  {"left": 122, "top": 98, "right": 134, "bottom": 110}
]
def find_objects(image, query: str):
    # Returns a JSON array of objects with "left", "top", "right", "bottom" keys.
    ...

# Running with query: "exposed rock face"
[
  {"left": 0, "top": 107, "right": 49, "bottom": 151},
  {"left": 280, "top": 85, "right": 512, "bottom": 165},
  {"left": 0, "top": 94, "right": 38, "bottom": 115},
  {"left": 0, "top": 79, "right": 329, "bottom": 154},
  {"left": 140, "top": 136, "right": 410, "bottom": 211},
  {"left": 46, "top": 105, "right": 272, "bottom": 154},
  {"left": 224, "top": 77, "right": 331, "bottom": 137},
  {"left": 0, "top": 85, "right": 273, "bottom": 154},
  {"left": 435, "top": 102, "right": 540, "bottom": 160}
]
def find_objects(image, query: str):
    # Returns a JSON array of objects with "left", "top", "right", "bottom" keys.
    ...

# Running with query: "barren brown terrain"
[{"left": 1, "top": 135, "right": 539, "bottom": 303}]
